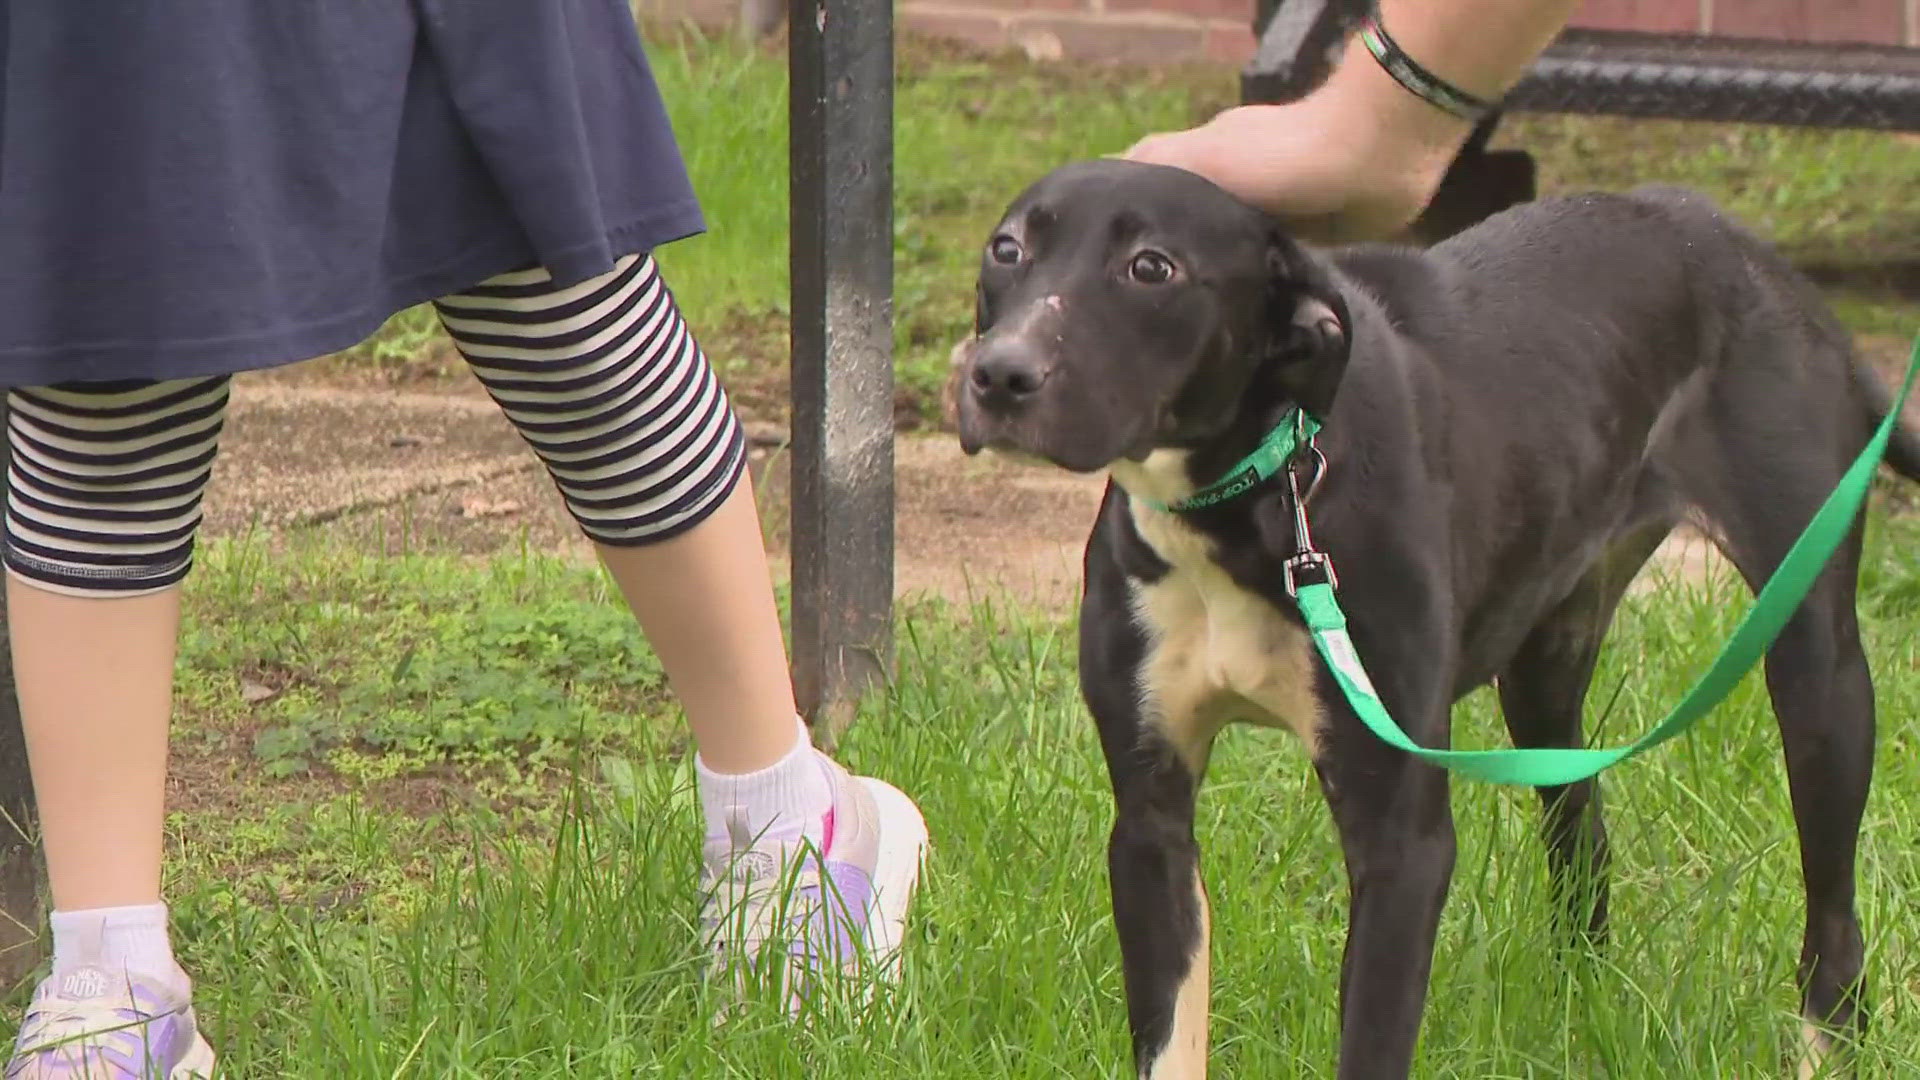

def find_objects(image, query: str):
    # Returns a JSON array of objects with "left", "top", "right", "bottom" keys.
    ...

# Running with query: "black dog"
[{"left": 952, "top": 159, "right": 1920, "bottom": 1079}]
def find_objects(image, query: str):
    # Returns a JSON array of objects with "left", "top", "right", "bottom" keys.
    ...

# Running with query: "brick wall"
[
  {"left": 1574, "top": 0, "right": 1917, "bottom": 44},
  {"left": 638, "top": 0, "right": 1920, "bottom": 67}
]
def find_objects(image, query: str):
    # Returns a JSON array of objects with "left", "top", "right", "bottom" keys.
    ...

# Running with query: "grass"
[
  {"left": 136, "top": 506, "right": 1920, "bottom": 1077},
  {"left": 78, "top": 17, "right": 1920, "bottom": 1076},
  {"left": 334, "top": 27, "right": 1920, "bottom": 415}
]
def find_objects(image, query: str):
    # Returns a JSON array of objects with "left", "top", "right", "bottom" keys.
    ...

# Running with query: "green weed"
[{"left": 147, "top": 518, "right": 1920, "bottom": 1076}]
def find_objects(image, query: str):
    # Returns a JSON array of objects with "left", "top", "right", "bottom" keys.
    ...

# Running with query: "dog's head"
[{"left": 952, "top": 159, "right": 1351, "bottom": 473}]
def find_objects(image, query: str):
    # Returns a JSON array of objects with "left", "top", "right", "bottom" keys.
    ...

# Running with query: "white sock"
[
  {"left": 696, "top": 715, "right": 833, "bottom": 851},
  {"left": 50, "top": 903, "right": 186, "bottom": 992}
]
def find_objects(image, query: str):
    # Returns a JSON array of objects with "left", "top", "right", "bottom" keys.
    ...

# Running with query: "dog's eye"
[
  {"left": 1129, "top": 251, "right": 1176, "bottom": 285},
  {"left": 988, "top": 236, "right": 1024, "bottom": 265}
]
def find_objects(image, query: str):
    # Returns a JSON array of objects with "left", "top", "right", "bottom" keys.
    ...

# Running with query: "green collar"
[{"left": 1142, "top": 408, "right": 1322, "bottom": 513}]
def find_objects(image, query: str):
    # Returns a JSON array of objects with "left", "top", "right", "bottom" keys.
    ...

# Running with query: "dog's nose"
[{"left": 968, "top": 341, "right": 1052, "bottom": 408}]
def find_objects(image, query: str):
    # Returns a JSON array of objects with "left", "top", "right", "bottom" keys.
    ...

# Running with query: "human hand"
[
  {"left": 1123, "top": 14, "right": 1486, "bottom": 243},
  {"left": 1128, "top": 0, "right": 1577, "bottom": 242},
  {"left": 1125, "top": 85, "right": 1470, "bottom": 245}
]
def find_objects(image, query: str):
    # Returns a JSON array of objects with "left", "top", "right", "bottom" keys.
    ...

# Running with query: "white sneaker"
[
  {"left": 6, "top": 967, "right": 216, "bottom": 1079},
  {"left": 699, "top": 753, "right": 928, "bottom": 1009}
]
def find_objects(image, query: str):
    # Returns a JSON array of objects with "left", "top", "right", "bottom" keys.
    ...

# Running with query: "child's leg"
[
  {"left": 4, "top": 377, "right": 225, "bottom": 1077},
  {"left": 433, "top": 255, "right": 926, "bottom": 989},
  {"left": 432, "top": 254, "right": 806, "bottom": 779}
]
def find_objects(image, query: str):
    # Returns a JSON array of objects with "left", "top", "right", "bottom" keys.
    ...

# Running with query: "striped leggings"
[{"left": 3, "top": 254, "right": 745, "bottom": 596}]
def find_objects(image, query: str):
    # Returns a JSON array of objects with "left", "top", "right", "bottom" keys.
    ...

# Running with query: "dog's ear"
[{"left": 1265, "top": 231, "right": 1352, "bottom": 421}]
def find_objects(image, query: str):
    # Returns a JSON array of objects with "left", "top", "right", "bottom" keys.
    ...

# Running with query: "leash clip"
[
  {"left": 1283, "top": 442, "right": 1338, "bottom": 596},
  {"left": 1283, "top": 550, "right": 1338, "bottom": 597},
  {"left": 1293, "top": 445, "right": 1329, "bottom": 508}
]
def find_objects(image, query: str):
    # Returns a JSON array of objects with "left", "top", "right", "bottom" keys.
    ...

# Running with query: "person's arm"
[
  {"left": 1361, "top": 0, "right": 1581, "bottom": 103},
  {"left": 1125, "top": 0, "right": 1581, "bottom": 241}
]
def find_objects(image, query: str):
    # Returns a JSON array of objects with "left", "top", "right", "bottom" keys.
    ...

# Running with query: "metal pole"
[
  {"left": 787, "top": 0, "right": 896, "bottom": 744},
  {"left": 0, "top": 400, "right": 46, "bottom": 988}
]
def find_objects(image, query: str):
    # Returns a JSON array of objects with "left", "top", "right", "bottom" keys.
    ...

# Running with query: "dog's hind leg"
[
  {"left": 1739, "top": 552, "right": 1871, "bottom": 1076},
  {"left": 1688, "top": 476, "right": 1875, "bottom": 1075},
  {"left": 1494, "top": 521, "right": 1671, "bottom": 943}
]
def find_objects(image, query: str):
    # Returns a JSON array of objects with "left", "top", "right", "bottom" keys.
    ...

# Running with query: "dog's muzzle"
[
  {"left": 954, "top": 334, "right": 1057, "bottom": 455},
  {"left": 967, "top": 337, "right": 1053, "bottom": 412}
]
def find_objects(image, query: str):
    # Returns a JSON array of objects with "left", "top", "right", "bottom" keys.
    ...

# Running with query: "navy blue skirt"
[{"left": 0, "top": 1, "right": 706, "bottom": 386}]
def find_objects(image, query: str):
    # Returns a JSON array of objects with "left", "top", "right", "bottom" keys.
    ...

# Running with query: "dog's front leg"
[
  {"left": 1106, "top": 740, "right": 1209, "bottom": 1080},
  {"left": 1317, "top": 712, "right": 1457, "bottom": 1079},
  {"left": 1081, "top": 554, "right": 1213, "bottom": 1078}
]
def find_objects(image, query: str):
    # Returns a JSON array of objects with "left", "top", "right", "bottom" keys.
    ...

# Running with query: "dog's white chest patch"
[{"left": 1111, "top": 453, "right": 1324, "bottom": 764}]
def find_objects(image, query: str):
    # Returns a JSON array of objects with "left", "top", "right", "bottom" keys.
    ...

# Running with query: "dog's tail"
[{"left": 1856, "top": 359, "right": 1920, "bottom": 483}]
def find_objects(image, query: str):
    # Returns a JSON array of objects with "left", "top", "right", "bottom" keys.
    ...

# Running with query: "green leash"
[{"left": 1198, "top": 336, "right": 1917, "bottom": 788}]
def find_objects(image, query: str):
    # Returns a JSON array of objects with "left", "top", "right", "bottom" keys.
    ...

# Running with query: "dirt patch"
[
  {"left": 205, "top": 368, "right": 1106, "bottom": 611},
  {"left": 207, "top": 379, "right": 523, "bottom": 533},
  {"left": 213, "top": 315, "right": 1920, "bottom": 615},
  {"left": 204, "top": 366, "right": 1754, "bottom": 623},
  {"left": 754, "top": 437, "right": 1106, "bottom": 614}
]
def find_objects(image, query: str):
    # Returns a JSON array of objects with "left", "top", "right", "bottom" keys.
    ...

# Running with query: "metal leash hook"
[{"left": 1282, "top": 432, "right": 1338, "bottom": 596}]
